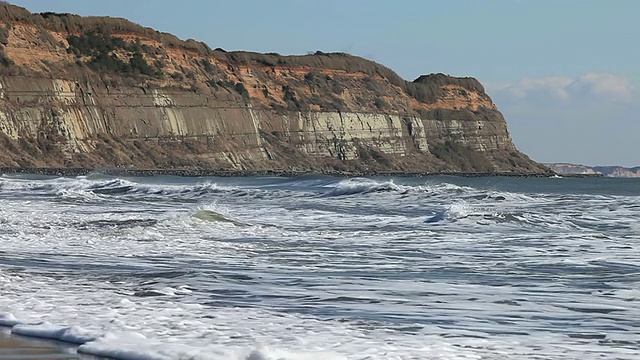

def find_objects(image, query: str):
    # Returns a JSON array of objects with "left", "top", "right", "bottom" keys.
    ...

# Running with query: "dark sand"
[{"left": 0, "top": 329, "right": 107, "bottom": 360}]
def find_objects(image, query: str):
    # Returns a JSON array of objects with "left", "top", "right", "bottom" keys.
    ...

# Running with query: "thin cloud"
[
  {"left": 574, "top": 73, "right": 633, "bottom": 102},
  {"left": 490, "top": 73, "right": 634, "bottom": 103}
]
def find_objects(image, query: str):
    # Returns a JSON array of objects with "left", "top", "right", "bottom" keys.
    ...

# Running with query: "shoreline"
[
  {"left": 0, "top": 167, "right": 599, "bottom": 178},
  {"left": 0, "top": 328, "right": 107, "bottom": 360}
]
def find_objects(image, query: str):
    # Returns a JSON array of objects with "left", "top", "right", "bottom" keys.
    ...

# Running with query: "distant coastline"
[{"left": 545, "top": 163, "right": 639, "bottom": 178}]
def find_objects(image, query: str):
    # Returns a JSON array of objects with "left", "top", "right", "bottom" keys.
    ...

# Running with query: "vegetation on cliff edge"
[{"left": 66, "top": 31, "right": 161, "bottom": 77}]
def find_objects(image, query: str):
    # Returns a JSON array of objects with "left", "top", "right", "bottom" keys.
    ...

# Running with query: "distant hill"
[{"left": 545, "top": 163, "right": 640, "bottom": 177}]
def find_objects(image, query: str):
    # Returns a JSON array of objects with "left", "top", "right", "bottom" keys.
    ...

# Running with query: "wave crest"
[{"left": 323, "top": 178, "right": 406, "bottom": 196}]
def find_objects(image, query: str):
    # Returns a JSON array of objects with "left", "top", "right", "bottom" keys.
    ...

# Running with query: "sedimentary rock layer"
[{"left": 0, "top": 3, "right": 548, "bottom": 174}]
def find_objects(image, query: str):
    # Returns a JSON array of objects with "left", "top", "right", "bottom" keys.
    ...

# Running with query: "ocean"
[{"left": 0, "top": 174, "right": 638, "bottom": 360}]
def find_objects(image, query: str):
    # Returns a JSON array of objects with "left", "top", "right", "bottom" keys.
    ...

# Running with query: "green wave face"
[{"left": 192, "top": 209, "right": 241, "bottom": 225}]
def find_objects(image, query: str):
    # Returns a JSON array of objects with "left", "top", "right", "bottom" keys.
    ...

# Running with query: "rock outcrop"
[{"left": 0, "top": 3, "right": 549, "bottom": 174}]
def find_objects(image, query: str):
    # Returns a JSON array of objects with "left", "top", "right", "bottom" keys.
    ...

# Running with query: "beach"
[{"left": 0, "top": 328, "right": 79, "bottom": 359}]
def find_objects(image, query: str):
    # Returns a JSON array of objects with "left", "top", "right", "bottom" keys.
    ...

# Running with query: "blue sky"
[{"left": 9, "top": 0, "right": 640, "bottom": 166}]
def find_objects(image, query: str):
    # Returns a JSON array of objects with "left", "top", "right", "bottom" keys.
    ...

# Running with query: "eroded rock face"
[
  {"left": 0, "top": 4, "right": 549, "bottom": 174},
  {"left": 546, "top": 163, "right": 640, "bottom": 178},
  {"left": 545, "top": 163, "right": 602, "bottom": 175}
]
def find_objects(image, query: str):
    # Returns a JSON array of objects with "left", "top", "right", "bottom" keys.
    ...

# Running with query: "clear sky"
[{"left": 8, "top": 0, "right": 640, "bottom": 166}]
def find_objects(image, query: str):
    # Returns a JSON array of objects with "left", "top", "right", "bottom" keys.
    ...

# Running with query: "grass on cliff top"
[{"left": 66, "top": 31, "right": 161, "bottom": 78}]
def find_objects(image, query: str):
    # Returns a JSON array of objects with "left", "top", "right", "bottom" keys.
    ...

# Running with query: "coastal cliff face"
[
  {"left": 593, "top": 166, "right": 640, "bottom": 178},
  {"left": 544, "top": 163, "right": 602, "bottom": 176},
  {"left": 546, "top": 163, "right": 640, "bottom": 178},
  {"left": 0, "top": 4, "right": 548, "bottom": 174}
]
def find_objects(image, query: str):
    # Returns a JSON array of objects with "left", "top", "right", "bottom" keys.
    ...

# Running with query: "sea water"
[{"left": 0, "top": 174, "right": 638, "bottom": 360}]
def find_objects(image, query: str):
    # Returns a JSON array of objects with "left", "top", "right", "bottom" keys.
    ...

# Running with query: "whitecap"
[{"left": 11, "top": 323, "right": 99, "bottom": 344}]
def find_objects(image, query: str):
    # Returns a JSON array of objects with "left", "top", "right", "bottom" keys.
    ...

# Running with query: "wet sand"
[{"left": 0, "top": 329, "right": 106, "bottom": 360}]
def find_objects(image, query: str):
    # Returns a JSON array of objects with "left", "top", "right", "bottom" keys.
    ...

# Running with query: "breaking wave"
[
  {"left": 322, "top": 178, "right": 406, "bottom": 196},
  {"left": 2, "top": 174, "right": 639, "bottom": 359},
  {"left": 0, "top": 176, "right": 230, "bottom": 199},
  {"left": 1, "top": 316, "right": 344, "bottom": 360}
]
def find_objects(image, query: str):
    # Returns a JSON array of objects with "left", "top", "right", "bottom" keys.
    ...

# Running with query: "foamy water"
[{"left": 0, "top": 174, "right": 639, "bottom": 359}]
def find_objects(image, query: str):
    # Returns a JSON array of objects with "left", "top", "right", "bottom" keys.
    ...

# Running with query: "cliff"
[
  {"left": 592, "top": 166, "right": 640, "bottom": 178},
  {"left": 0, "top": 3, "right": 549, "bottom": 174},
  {"left": 545, "top": 163, "right": 640, "bottom": 178},
  {"left": 544, "top": 163, "right": 602, "bottom": 176}
]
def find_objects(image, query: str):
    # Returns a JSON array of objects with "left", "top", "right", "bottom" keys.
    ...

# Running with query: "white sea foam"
[
  {"left": 323, "top": 178, "right": 405, "bottom": 196},
  {"left": 0, "top": 175, "right": 639, "bottom": 359},
  {"left": 79, "top": 334, "right": 349, "bottom": 360},
  {"left": 11, "top": 323, "right": 99, "bottom": 344},
  {"left": 0, "top": 312, "right": 19, "bottom": 326}
]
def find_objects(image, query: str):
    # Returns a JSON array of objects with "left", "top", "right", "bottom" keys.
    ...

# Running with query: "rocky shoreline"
[{"left": 0, "top": 167, "right": 589, "bottom": 178}]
